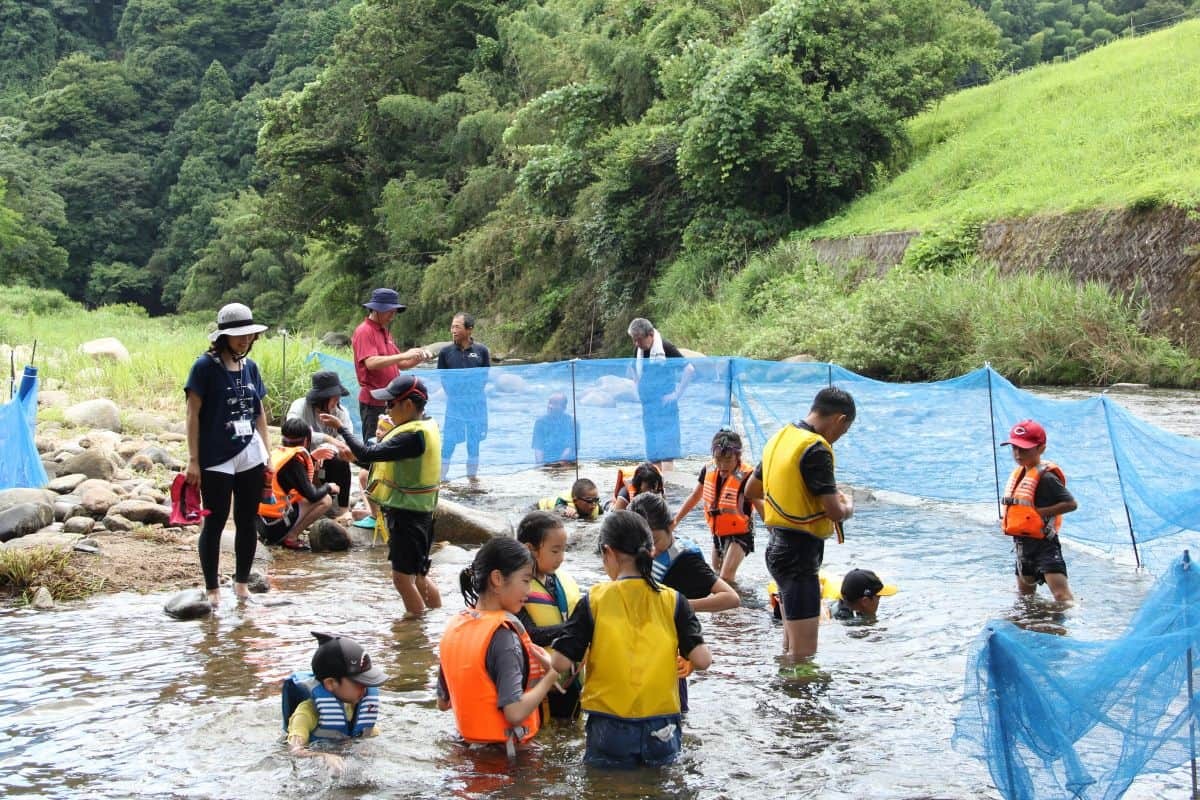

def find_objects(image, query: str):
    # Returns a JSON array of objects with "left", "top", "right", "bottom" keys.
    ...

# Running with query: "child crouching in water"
[
  {"left": 437, "top": 537, "right": 561, "bottom": 756},
  {"left": 282, "top": 632, "right": 388, "bottom": 774},
  {"left": 550, "top": 511, "right": 711, "bottom": 767},
  {"left": 516, "top": 510, "right": 584, "bottom": 719}
]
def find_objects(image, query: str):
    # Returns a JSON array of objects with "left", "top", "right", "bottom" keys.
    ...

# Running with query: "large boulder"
[
  {"left": 58, "top": 450, "right": 117, "bottom": 481},
  {"left": 6, "top": 530, "right": 83, "bottom": 550},
  {"left": 309, "top": 519, "right": 351, "bottom": 552},
  {"left": 107, "top": 499, "right": 171, "bottom": 525},
  {"left": 124, "top": 412, "right": 171, "bottom": 434},
  {"left": 0, "top": 502, "right": 55, "bottom": 542},
  {"left": 38, "top": 390, "right": 70, "bottom": 408},
  {"left": 47, "top": 473, "right": 88, "bottom": 494},
  {"left": 491, "top": 372, "right": 530, "bottom": 394},
  {"left": 79, "top": 431, "right": 123, "bottom": 452},
  {"left": 577, "top": 389, "right": 615, "bottom": 408},
  {"left": 320, "top": 331, "right": 351, "bottom": 348},
  {"left": 79, "top": 337, "right": 131, "bottom": 363},
  {"left": 433, "top": 498, "right": 511, "bottom": 545},
  {"left": 134, "top": 446, "right": 183, "bottom": 471},
  {"left": 164, "top": 588, "right": 213, "bottom": 620},
  {"left": 80, "top": 485, "right": 121, "bottom": 517},
  {"left": 64, "top": 399, "right": 122, "bottom": 433},
  {"left": 595, "top": 375, "right": 638, "bottom": 403},
  {"left": 63, "top": 516, "right": 96, "bottom": 534},
  {"left": 0, "top": 488, "right": 57, "bottom": 512}
]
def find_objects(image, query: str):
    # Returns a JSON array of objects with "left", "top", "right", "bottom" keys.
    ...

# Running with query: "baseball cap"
[
  {"left": 840, "top": 569, "right": 898, "bottom": 603},
  {"left": 1002, "top": 419, "right": 1047, "bottom": 449},
  {"left": 369, "top": 374, "right": 429, "bottom": 403},
  {"left": 310, "top": 632, "right": 388, "bottom": 686}
]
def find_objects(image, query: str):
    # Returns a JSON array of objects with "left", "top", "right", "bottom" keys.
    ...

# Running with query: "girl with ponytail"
[
  {"left": 549, "top": 511, "right": 712, "bottom": 767},
  {"left": 436, "top": 537, "right": 560, "bottom": 755}
]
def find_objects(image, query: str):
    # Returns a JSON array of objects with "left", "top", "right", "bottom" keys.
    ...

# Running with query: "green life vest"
[{"left": 367, "top": 416, "right": 442, "bottom": 512}]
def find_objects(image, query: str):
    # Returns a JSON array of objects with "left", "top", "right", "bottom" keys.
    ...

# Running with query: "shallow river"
[{"left": 1, "top": 387, "right": 1198, "bottom": 799}]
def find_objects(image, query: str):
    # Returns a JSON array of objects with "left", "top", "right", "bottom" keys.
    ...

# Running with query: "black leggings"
[
  {"left": 199, "top": 465, "right": 264, "bottom": 590},
  {"left": 318, "top": 457, "right": 352, "bottom": 509}
]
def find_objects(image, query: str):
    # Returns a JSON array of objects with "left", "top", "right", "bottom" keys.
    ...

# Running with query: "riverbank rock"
[
  {"left": 39, "top": 390, "right": 70, "bottom": 408},
  {"left": 124, "top": 412, "right": 171, "bottom": 434},
  {"left": 164, "top": 588, "right": 212, "bottom": 620},
  {"left": 578, "top": 389, "right": 615, "bottom": 408},
  {"left": 219, "top": 530, "right": 272, "bottom": 565},
  {"left": 64, "top": 399, "right": 122, "bottom": 433},
  {"left": 433, "top": 498, "right": 510, "bottom": 545},
  {"left": 0, "top": 488, "right": 57, "bottom": 512},
  {"left": 309, "top": 519, "right": 351, "bottom": 552},
  {"left": 58, "top": 450, "right": 118, "bottom": 481},
  {"left": 81, "top": 486, "right": 121, "bottom": 517},
  {"left": 0, "top": 502, "right": 55, "bottom": 542},
  {"left": 677, "top": 347, "right": 707, "bottom": 358},
  {"left": 107, "top": 499, "right": 171, "bottom": 525},
  {"left": 247, "top": 570, "right": 271, "bottom": 593},
  {"left": 596, "top": 375, "right": 637, "bottom": 403},
  {"left": 64, "top": 516, "right": 96, "bottom": 534},
  {"left": 7, "top": 530, "right": 83, "bottom": 550},
  {"left": 80, "top": 337, "right": 131, "bottom": 363},
  {"left": 48, "top": 473, "right": 88, "bottom": 494},
  {"left": 320, "top": 331, "right": 351, "bottom": 348},
  {"left": 32, "top": 586, "right": 55, "bottom": 609},
  {"left": 135, "top": 446, "right": 183, "bottom": 470},
  {"left": 491, "top": 372, "right": 530, "bottom": 394}
]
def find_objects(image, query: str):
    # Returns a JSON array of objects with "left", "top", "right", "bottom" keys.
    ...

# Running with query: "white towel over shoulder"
[{"left": 635, "top": 329, "right": 665, "bottom": 377}]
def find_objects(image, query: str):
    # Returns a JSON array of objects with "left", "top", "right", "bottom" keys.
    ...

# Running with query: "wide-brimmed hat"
[
  {"left": 208, "top": 303, "right": 268, "bottom": 342},
  {"left": 363, "top": 288, "right": 406, "bottom": 313},
  {"left": 306, "top": 370, "right": 350, "bottom": 404},
  {"left": 310, "top": 632, "right": 388, "bottom": 686}
]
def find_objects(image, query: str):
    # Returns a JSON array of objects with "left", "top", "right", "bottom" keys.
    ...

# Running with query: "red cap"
[{"left": 1003, "top": 419, "right": 1046, "bottom": 449}]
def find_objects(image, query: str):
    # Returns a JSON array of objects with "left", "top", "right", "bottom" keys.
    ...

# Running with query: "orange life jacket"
[
  {"left": 439, "top": 609, "right": 542, "bottom": 748},
  {"left": 1001, "top": 461, "right": 1065, "bottom": 539},
  {"left": 612, "top": 464, "right": 661, "bottom": 503},
  {"left": 702, "top": 461, "right": 753, "bottom": 536},
  {"left": 257, "top": 446, "right": 314, "bottom": 519}
]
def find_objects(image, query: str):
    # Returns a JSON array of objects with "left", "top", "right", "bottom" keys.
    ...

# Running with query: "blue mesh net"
[
  {"left": 0, "top": 366, "right": 49, "bottom": 489},
  {"left": 305, "top": 353, "right": 1200, "bottom": 566},
  {"left": 954, "top": 551, "right": 1200, "bottom": 800}
]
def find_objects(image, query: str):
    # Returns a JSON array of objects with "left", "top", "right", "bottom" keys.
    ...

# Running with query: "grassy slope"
[{"left": 807, "top": 20, "right": 1200, "bottom": 238}]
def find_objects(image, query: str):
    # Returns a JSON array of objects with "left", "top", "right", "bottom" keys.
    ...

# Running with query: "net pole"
[
  {"left": 986, "top": 363, "right": 1001, "bottom": 521},
  {"left": 281, "top": 330, "right": 287, "bottom": 412},
  {"left": 1101, "top": 396, "right": 1141, "bottom": 568},
  {"left": 1187, "top": 551, "right": 1198, "bottom": 800},
  {"left": 725, "top": 357, "right": 734, "bottom": 429},
  {"left": 826, "top": 362, "right": 832, "bottom": 387},
  {"left": 570, "top": 359, "right": 580, "bottom": 483}
]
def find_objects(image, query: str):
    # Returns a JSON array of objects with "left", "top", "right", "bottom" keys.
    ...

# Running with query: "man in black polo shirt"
[
  {"left": 437, "top": 312, "right": 491, "bottom": 480},
  {"left": 745, "top": 387, "right": 856, "bottom": 661}
]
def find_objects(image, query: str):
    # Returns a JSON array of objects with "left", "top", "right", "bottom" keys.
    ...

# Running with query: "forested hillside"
[{"left": 0, "top": 0, "right": 1194, "bottom": 356}]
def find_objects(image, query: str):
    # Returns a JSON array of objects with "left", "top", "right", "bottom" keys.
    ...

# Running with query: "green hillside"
[{"left": 808, "top": 19, "right": 1200, "bottom": 238}]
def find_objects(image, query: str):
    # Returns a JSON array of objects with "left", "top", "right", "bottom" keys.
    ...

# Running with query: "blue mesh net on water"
[
  {"left": 305, "top": 353, "right": 1200, "bottom": 565},
  {"left": 0, "top": 366, "right": 49, "bottom": 490},
  {"left": 954, "top": 551, "right": 1200, "bottom": 800}
]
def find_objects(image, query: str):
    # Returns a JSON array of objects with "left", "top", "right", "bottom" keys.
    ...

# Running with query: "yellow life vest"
[
  {"left": 581, "top": 579, "right": 681, "bottom": 720},
  {"left": 366, "top": 416, "right": 441, "bottom": 512},
  {"left": 258, "top": 446, "right": 313, "bottom": 519},
  {"left": 1001, "top": 461, "right": 1065, "bottom": 539},
  {"left": 761, "top": 424, "right": 835, "bottom": 538},
  {"left": 524, "top": 570, "right": 582, "bottom": 628},
  {"left": 536, "top": 492, "right": 600, "bottom": 520}
]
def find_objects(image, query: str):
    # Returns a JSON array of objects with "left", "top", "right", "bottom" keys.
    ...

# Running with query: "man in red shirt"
[{"left": 351, "top": 288, "right": 430, "bottom": 439}]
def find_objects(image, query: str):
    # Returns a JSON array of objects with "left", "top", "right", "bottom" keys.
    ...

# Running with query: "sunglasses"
[{"left": 575, "top": 495, "right": 601, "bottom": 505}]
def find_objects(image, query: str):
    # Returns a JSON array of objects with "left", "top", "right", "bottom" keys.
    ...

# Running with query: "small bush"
[
  {"left": 0, "top": 287, "right": 81, "bottom": 316},
  {"left": 0, "top": 546, "right": 102, "bottom": 602}
]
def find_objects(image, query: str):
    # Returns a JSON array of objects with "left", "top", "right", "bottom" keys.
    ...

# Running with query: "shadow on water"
[{"left": 2, "top": 386, "right": 1198, "bottom": 798}]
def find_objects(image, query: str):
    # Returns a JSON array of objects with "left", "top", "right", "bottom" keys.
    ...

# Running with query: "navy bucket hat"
[{"left": 363, "top": 288, "right": 406, "bottom": 313}]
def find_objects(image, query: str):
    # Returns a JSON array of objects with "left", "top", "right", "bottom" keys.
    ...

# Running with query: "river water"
[{"left": 1, "top": 386, "right": 1198, "bottom": 799}]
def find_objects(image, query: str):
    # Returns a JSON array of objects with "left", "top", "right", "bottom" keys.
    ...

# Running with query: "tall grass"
[
  {"left": 665, "top": 241, "right": 1200, "bottom": 386},
  {"left": 0, "top": 287, "right": 335, "bottom": 421},
  {"left": 0, "top": 546, "right": 102, "bottom": 602},
  {"left": 808, "top": 20, "right": 1200, "bottom": 238}
]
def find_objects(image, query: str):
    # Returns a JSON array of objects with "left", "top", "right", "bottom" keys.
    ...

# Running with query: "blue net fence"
[
  {"left": 306, "top": 353, "right": 1200, "bottom": 567},
  {"left": 954, "top": 551, "right": 1200, "bottom": 800},
  {"left": 0, "top": 365, "right": 48, "bottom": 490}
]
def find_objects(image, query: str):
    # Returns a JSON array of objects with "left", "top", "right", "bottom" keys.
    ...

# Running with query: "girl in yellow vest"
[
  {"left": 515, "top": 510, "right": 584, "bottom": 719},
  {"left": 436, "top": 537, "right": 561, "bottom": 756},
  {"left": 549, "top": 511, "right": 711, "bottom": 767}
]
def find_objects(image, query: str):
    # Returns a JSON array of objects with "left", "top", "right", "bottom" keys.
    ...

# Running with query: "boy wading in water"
[{"left": 1000, "top": 419, "right": 1076, "bottom": 603}]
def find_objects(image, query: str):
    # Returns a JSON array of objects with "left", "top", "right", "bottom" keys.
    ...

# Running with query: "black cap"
[
  {"left": 310, "top": 632, "right": 388, "bottom": 686},
  {"left": 369, "top": 374, "right": 428, "bottom": 403},
  {"left": 840, "top": 569, "right": 886, "bottom": 603}
]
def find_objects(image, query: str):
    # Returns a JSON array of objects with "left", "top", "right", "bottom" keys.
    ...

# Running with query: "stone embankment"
[{"left": 809, "top": 207, "right": 1200, "bottom": 345}]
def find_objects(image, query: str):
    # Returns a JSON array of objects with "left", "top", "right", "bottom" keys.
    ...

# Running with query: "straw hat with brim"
[
  {"left": 209, "top": 303, "right": 268, "bottom": 342},
  {"left": 363, "top": 287, "right": 406, "bottom": 313},
  {"left": 307, "top": 370, "right": 350, "bottom": 404}
]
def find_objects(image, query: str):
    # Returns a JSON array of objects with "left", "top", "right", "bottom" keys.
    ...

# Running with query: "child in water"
[
  {"left": 551, "top": 511, "right": 711, "bottom": 767},
  {"left": 608, "top": 462, "right": 664, "bottom": 511},
  {"left": 515, "top": 510, "right": 584, "bottom": 719},
  {"left": 437, "top": 537, "right": 562, "bottom": 756},
  {"left": 282, "top": 632, "right": 388, "bottom": 774},
  {"left": 536, "top": 477, "right": 603, "bottom": 520},
  {"left": 672, "top": 429, "right": 761, "bottom": 583}
]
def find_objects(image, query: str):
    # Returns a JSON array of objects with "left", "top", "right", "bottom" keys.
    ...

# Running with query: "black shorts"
[
  {"left": 1015, "top": 535, "right": 1068, "bottom": 583},
  {"left": 256, "top": 504, "right": 301, "bottom": 545},
  {"left": 764, "top": 528, "right": 825, "bottom": 621},
  {"left": 384, "top": 508, "right": 435, "bottom": 576},
  {"left": 713, "top": 532, "right": 754, "bottom": 559}
]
